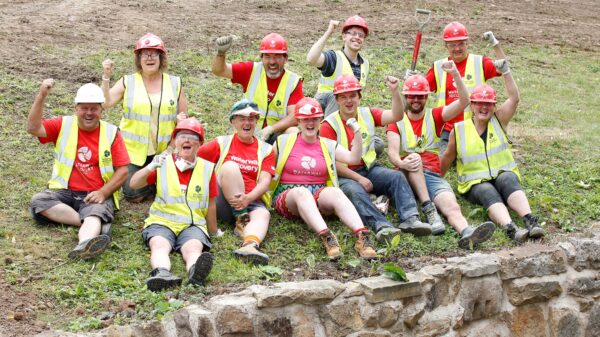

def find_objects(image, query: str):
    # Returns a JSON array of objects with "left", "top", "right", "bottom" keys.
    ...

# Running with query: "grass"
[{"left": 1, "top": 38, "right": 599, "bottom": 332}]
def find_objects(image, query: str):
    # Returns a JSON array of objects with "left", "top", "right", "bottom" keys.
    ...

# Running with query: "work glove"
[
  {"left": 146, "top": 152, "right": 169, "bottom": 171},
  {"left": 346, "top": 118, "right": 360, "bottom": 133},
  {"left": 259, "top": 125, "right": 274, "bottom": 141},
  {"left": 215, "top": 36, "right": 233, "bottom": 55},
  {"left": 493, "top": 59, "right": 510, "bottom": 75},
  {"left": 102, "top": 59, "right": 113, "bottom": 80},
  {"left": 211, "top": 229, "right": 225, "bottom": 238},
  {"left": 404, "top": 69, "right": 419, "bottom": 80},
  {"left": 483, "top": 31, "right": 499, "bottom": 47}
]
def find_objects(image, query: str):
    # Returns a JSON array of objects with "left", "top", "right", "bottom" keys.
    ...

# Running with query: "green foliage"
[{"left": 383, "top": 263, "right": 408, "bottom": 282}]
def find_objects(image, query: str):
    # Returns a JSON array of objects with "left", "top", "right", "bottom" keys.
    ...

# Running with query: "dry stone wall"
[{"left": 38, "top": 237, "right": 600, "bottom": 337}]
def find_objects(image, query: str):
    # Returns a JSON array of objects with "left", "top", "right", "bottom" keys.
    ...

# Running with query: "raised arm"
[
  {"left": 27, "top": 78, "right": 55, "bottom": 138},
  {"left": 380, "top": 76, "right": 406, "bottom": 125},
  {"left": 307, "top": 20, "right": 339, "bottom": 68},
  {"left": 493, "top": 59, "right": 520, "bottom": 128},
  {"left": 482, "top": 31, "right": 507, "bottom": 60},
  {"left": 441, "top": 61, "right": 470, "bottom": 122},
  {"left": 100, "top": 59, "right": 125, "bottom": 109},
  {"left": 211, "top": 36, "right": 234, "bottom": 79}
]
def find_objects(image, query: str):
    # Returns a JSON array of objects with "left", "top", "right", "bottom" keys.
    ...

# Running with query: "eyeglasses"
[
  {"left": 140, "top": 52, "right": 161, "bottom": 60},
  {"left": 406, "top": 94, "right": 428, "bottom": 100},
  {"left": 231, "top": 100, "right": 259, "bottom": 113},
  {"left": 344, "top": 31, "right": 366, "bottom": 39},
  {"left": 176, "top": 133, "right": 200, "bottom": 142},
  {"left": 445, "top": 41, "right": 467, "bottom": 49}
]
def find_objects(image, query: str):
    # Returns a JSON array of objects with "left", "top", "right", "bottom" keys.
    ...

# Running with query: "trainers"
[
  {"left": 146, "top": 268, "right": 182, "bottom": 292},
  {"left": 355, "top": 231, "right": 377, "bottom": 260},
  {"left": 234, "top": 212, "right": 250, "bottom": 238},
  {"left": 423, "top": 203, "right": 445, "bottom": 235},
  {"left": 233, "top": 242, "right": 269, "bottom": 265},
  {"left": 523, "top": 215, "right": 545, "bottom": 239},
  {"left": 188, "top": 252, "right": 214, "bottom": 286},
  {"left": 458, "top": 221, "right": 496, "bottom": 249},
  {"left": 319, "top": 230, "right": 341, "bottom": 259},
  {"left": 375, "top": 226, "right": 402, "bottom": 242},
  {"left": 398, "top": 216, "right": 432, "bottom": 236},
  {"left": 505, "top": 223, "right": 529, "bottom": 243},
  {"left": 68, "top": 234, "right": 111, "bottom": 260}
]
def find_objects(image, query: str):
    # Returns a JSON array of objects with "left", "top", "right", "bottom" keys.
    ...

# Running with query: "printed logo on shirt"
[
  {"left": 229, "top": 155, "right": 259, "bottom": 173},
  {"left": 76, "top": 146, "right": 94, "bottom": 175},
  {"left": 300, "top": 156, "right": 317, "bottom": 170}
]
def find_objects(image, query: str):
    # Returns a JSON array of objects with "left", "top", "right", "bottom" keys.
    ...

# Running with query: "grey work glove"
[
  {"left": 483, "top": 31, "right": 499, "bottom": 47},
  {"left": 493, "top": 59, "right": 510, "bottom": 75},
  {"left": 346, "top": 118, "right": 360, "bottom": 133},
  {"left": 146, "top": 152, "right": 169, "bottom": 171},
  {"left": 215, "top": 36, "right": 233, "bottom": 55}
]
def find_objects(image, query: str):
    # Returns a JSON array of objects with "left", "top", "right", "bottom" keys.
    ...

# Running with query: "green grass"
[{"left": 1, "top": 40, "right": 599, "bottom": 331}]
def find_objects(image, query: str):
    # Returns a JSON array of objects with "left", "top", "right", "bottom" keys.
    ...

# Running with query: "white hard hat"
[{"left": 74, "top": 83, "right": 105, "bottom": 104}]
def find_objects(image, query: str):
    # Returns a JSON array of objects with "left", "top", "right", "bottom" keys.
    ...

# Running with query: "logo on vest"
[
  {"left": 170, "top": 100, "right": 175, "bottom": 106},
  {"left": 276, "top": 100, "right": 282, "bottom": 107},
  {"left": 104, "top": 150, "right": 110, "bottom": 157},
  {"left": 195, "top": 185, "right": 201, "bottom": 193},
  {"left": 466, "top": 74, "right": 472, "bottom": 80}
]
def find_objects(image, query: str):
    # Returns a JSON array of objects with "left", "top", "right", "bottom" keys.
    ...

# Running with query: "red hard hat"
[
  {"left": 295, "top": 97, "right": 324, "bottom": 119},
  {"left": 443, "top": 22, "right": 469, "bottom": 42},
  {"left": 172, "top": 117, "right": 205, "bottom": 142},
  {"left": 403, "top": 75, "right": 431, "bottom": 95},
  {"left": 333, "top": 74, "right": 362, "bottom": 95},
  {"left": 470, "top": 84, "right": 497, "bottom": 103},
  {"left": 342, "top": 15, "right": 369, "bottom": 36},
  {"left": 134, "top": 33, "right": 166, "bottom": 54},
  {"left": 260, "top": 33, "right": 288, "bottom": 54}
]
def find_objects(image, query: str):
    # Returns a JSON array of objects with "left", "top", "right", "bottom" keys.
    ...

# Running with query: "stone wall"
[{"left": 39, "top": 237, "right": 600, "bottom": 337}]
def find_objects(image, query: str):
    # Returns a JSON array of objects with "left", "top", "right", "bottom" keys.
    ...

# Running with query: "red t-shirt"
[
  {"left": 197, "top": 134, "right": 276, "bottom": 195},
  {"left": 231, "top": 61, "right": 304, "bottom": 105},
  {"left": 39, "top": 117, "right": 130, "bottom": 192},
  {"left": 425, "top": 55, "right": 500, "bottom": 132},
  {"left": 146, "top": 155, "right": 218, "bottom": 197},
  {"left": 386, "top": 107, "right": 445, "bottom": 174},
  {"left": 319, "top": 107, "right": 384, "bottom": 170}
]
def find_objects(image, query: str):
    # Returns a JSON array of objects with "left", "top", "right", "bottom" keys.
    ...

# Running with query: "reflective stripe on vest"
[
  {"left": 433, "top": 54, "right": 484, "bottom": 108},
  {"left": 121, "top": 72, "right": 181, "bottom": 165},
  {"left": 455, "top": 116, "right": 520, "bottom": 194},
  {"left": 144, "top": 155, "right": 214, "bottom": 236},
  {"left": 317, "top": 50, "right": 370, "bottom": 93},
  {"left": 48, "top": 116, "right": 120, "bottom": 209},
  {"left": 396, "top": 109, "right": 439, "bottom": 156},
  {"left": 245, "top": 62, "right": 300, "bottom": 128},
  {"left": 324, "top": 107, "right": 376, "bottom": 169}
]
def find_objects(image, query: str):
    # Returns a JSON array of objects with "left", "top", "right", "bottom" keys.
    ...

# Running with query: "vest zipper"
[
  {"left": 155, "top": 76, "right": 164, "bottom": 148},
  {"left": 483, "top": 129, "right": 493, "bottom": 178},
  {"left": 185, "top": 174, "right": 194, "bottom": 225}
]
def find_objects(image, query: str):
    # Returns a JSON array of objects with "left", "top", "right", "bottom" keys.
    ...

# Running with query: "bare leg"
[
  {"left": 40, "top": 204, "right": 81, "bottom": 226},
  {"left": 316, "top": 187, "right": 364, "bottom": 232},
  {"left": 506, "top": 191, "right": 532, "bottom": 217},
  {"left": 433, "top": 191, "right": 468, "bottom": 234},
  {"left": 218, "top": 161, "right": 245, "bottom": 205},
  {"left": 487, "top": 203, "right": 513, "bottom": 228},
  {"left": 243, "top": 207, "right": 270, "bottom": 243},
  {"left": 148, "top": 236, "right": 173, "bottom": 270},
  {"left": 180, "top": 239, "right": 204, "bottom": 272},
  {"left": 405, "top": 169, "right": 431, "bottom": 204},
  {"left": 78, "top": 216, "right": 102, "bottom": 243},
  {"left": 285, "top": 187, "right": 328, "bottom": 233}
]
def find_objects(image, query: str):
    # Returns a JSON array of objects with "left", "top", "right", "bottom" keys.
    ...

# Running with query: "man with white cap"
[{"left": 27, "top": 80, "right": 129, "bottom": 260}]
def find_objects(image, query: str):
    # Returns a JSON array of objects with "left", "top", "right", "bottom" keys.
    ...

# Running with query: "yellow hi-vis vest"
[
  {"left": 121, "top": 72, "right": 181, "bottom": 166},
  {"left": 265, "top": 133, "right": 338, "bottom": 207},
  {"left": 454, "top": 116, "right": 520, "bottom": 194},
  {"left": 317, "top": 50, "right": 370, "bottom": 93},
  {"left": 214, "top": 135, "right": 273, "bottom": 205},
  {"left": 323, "top": 107, "right": 376, "bottom": 169},
  {"left": 245, "top": 62, "right": 301, "bottom": 129},
  {"left": 48, "top": 116, "right": 121, "bottom": 209},
  {"left": 396, "top": 109, "right": 440, "bottom": 156},
  {"left": 144, "top": 155, "right": 214, "bottom": 236}
]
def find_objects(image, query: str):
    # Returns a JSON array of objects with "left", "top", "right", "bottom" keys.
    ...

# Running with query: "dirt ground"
[{"left": 1, "top": 0, "right": 599, "bottom": 335}]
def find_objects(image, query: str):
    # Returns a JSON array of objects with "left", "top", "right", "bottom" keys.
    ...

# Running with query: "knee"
[
  {"left": 149, "top": 236, "right": 172, "bottom": 252},
  {"left": 340, "top": 180, "right": 365, "bottom": 198},
  {"left": 181, "top": 239, "right": 203, "bottom": 255},
  {"left": 289, "top": 187, "right": 313, "bottom": 200},
  {"left": 220, "top": 161, "right": 241, "bottom": 176}
]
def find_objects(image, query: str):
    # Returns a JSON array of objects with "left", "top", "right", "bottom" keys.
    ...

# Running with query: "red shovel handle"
[{"left": 411, "top": 31, "right": 423, "bottom": 71}]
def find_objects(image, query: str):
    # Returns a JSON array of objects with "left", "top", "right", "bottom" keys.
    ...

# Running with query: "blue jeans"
[{"left": 338, "top": 163, "right": 419, "bottom": 232}]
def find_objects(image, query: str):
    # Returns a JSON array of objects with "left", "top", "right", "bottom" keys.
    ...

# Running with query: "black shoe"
[
  {"left": 505, "top": 223, "right": 529, "bottom": 243},
  {"left": 188, "top": 252, "right": 214, "bottom": 286},
  {"left": 523, "top": 215, "right": 545, "bottom": 239},
  {"left": 458, "top": 221, "right": 496, "bottom": 249},
  {"left": 68, "top": 234, "right": 111, "bottom": 260},
  {"left": 146, "top": 268, "right": 182, "bottom": 292}
]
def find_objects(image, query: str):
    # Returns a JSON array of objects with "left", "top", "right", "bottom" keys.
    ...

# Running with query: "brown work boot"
[
  {"left": 319, "top": 230, "right": 341, "bottom": 259},
  {"left": 234, "top": 212, "right": 250, "bottom": 238},
  {"left": 354, "top": 231, "right": 377, "bottom": 260}
]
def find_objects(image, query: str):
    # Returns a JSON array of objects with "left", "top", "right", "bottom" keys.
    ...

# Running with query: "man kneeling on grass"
[{"left": 130, "top": 118, "right": 218, "bottom": 291}]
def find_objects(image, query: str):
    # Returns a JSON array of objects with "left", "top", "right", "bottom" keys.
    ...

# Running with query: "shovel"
[{"left": 409, "top": 9, "right": 432, "bottom": 72}]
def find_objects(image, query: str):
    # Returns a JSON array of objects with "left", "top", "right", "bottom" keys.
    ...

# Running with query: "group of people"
[{"left": 26, "top": 16, "right": 544, "bottom": 292}]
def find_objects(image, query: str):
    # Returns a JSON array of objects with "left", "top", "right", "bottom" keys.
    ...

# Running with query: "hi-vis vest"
[
  {"left": 324, "top": 107, "right": 376, "bottom": 169},
  {"left": 121, "top": 72, "right": 181, "bottom": 165},
  {"left": 317, "top": 50, "right": 369, "bottom": 93},
  {"left": 144, "top": 155, "right": 214, "bottom": 236},
  {"left": 396, "top": 109, "right": 440, "bottom": 156},
  {"left": 454, "top": 116, "right": 520, "bottom": 194},
  {"left": 266, "top": 133, "right": 338, "bottom": 207},
  {"left": 48, "top": 116, "right": 120, "bottom": 209},
  {"left": 245, "top": 62, "right": 301, "bottom": 129},
  {"left": 433, "top": 54, "right": 484, "bottom": 110},
  {"left": 214, "top": 135, "right": 273, "bottom": 205}
]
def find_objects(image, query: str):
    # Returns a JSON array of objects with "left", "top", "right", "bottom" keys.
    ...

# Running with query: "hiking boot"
[
  {"left": 146, "top": 268, "right": 182, "bottom": 292},
  {"left": 423, "top": 203, "right": 445, "bottom": 235},
  {"left": 458, "top": 221, "right": 496, "bottom": 250},
  {"left": 234, "top": 212, "right": 250, "bottom": 238},
  {"left": 188, "top": 252, "right": 214, "bottom": 286},
  {"left": 505, "top": 223, "right": 529, "bottom": 243},
  {"left": 398, "top": 216, "right": 432, "bottom": 236},
  {"left": 375, "top": 226, "right": 402, "bottom": 242},
  {"left": 233, "top": 242, "right": 269, "bottom": 265},
  {"left": 101, "top": 222, "right": 112, "bottom": 236},
  {"left": 523, "top": 215, "right": 545, "bottom": 239},
  {"left": 354, "top": 231, "right": 377, "bottom": 260},
  {"left": 68, "top": 234, "right": 111, "bottom": 260},
  {"left": 319, "top": 230, "right": 341, "bottom": 259}
]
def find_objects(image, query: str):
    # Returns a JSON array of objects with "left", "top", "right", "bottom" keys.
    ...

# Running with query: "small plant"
[
  {"left": 258, "top": 265, "right": 284, "bottom": 281},
  {"left": 382, "top": 263, "right": 408, "bottom": 282}
]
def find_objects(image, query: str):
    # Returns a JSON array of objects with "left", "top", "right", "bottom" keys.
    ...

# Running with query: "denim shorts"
[
  {"left": 142, "top": 224, "right": 211, "bottom": 252},
  {"left": 424, "top": 171, "right": 454, "bottom": 200}
]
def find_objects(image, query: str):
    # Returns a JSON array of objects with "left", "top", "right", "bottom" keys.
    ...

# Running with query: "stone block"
[
  {"left": 568, "top": 238, "right": 600, "bottom": 271},
  {"left": 250, "top": 279, "right": 345, "bottom": 308},
  {"left": 506, "top": 276, "right": 562, "bottom": 306},
  {"left": 186, "top": 305, "right": 216, "bottom": 337},
  {"left": 506, "top": 303, "right": 549, "bottom": 337},
  {"left": 458, "top": 275, "right": 503, "bottom": 321},
  {"left": 447, "top": 253, "right": 501, "bottom": 278},
  {"left": 457, "top": 319, "right": 512, "bottom": 337},
  {"left": 342, "top": 281, "right": 365, "bottom": 298},
  {"left": 415, "top": 306, "right": 454, "bottom": 337},
  {"left": 424, "top": 267, "right": 462, "bottom": 311},
  {"left": 322, "top": 297, "right": 364, "bottom": 337},
  {"left": 354, "top": 275, "right": 422, "bottom": 304},
  {"left": 568, "top": 271, "right": 600, "bottom": 296},
  {"left": 498, "top": 244, "right": 567, "bottom": 280},
  {"left": 549, "top": 304, "right": 583, "bottom": 337},
  {"left": 254, "top": 305, "right": 323, "bottom": 337},
  {"left": 172, "top": 309, "right": 192, "bottom": 337},
  {"left": 131, "top": 321, "right": 165, "bottom": 337},
  {"left": 207, "top": 295, "right": 256, "bottom": 336},
  {"left": 585, "top": 304, "right": 600, "bottom": 337},
  {"left": 346, "top": 331, "right": 392, "bottom": 337},
  {"left": 398, "top": 296, "right": 426, "bottom": 330}
]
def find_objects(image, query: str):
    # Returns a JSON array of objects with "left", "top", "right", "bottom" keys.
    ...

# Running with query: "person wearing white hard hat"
[
  {"left": 212, "top": 33, "right": 304, "bottom": 144},
  {"left": 100, "top": 33, "right": 188, "bottom": 202},
  {"left": 27, "top": 80, "right": 129, "bottom": 260}
]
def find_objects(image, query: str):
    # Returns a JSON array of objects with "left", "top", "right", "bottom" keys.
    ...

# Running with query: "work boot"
[
  {"left": 398, "top": 216, "right": 432, "bottom": 236},
  {"left": 146, "top": 268, "right": 182, "bottom": 292},
  {"left": 423, "top": 202, "right": 445, "bottom": 235},
  {"left": 458, "top": 221, "right": 496, "bottom": 250},
  {"left": 101, "top": 222, "right": 112, "bottom": 236},
  {"left": 319, "top": 230, "right": 341, "bottom": 259},
  {"left": 354, "top": 231, "right": 377, "bottom": 260},
  {"left": 523, "top": 215, "right": 545, "bottom": 239},
  {"left": 375, "top": 226, "right": 402, "bottom": 242},
  {"left": 68, "top": 234, "right": 111, "bottom": 260},
  {"left": 188, "top": 252, "right": 214, "bottom": 286},
  {"left": 233, "top": 242, "right": 269, "bottom": 265},
  {"left": 505, "top": 223, "right": 529, "bottom": 243},
  {"left": 234, "top": 212, "right": 250, "bottom": 238}
]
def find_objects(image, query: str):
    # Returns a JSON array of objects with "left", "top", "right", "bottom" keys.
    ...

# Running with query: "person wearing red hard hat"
[
  {"left": 212, "top": 33, "right": 304, "bottom": 144},
  {"left": 130, "top": 117, "right": 218, "bottom": 291},
  {"left": 425, "top": 22, "right": 508, "bottom": 157},
  {"left": 266, "top": 97, "right": 376, "bottom": 259},
  {"left": 441, "top": 60, "right": 545, "bottom": 243},
  {"left": 387, "top": 61, "right": 496, "bottom": 249},
  {"left": 100, "top": 33, "right": 189, "bottom": 203},
  {"left": 27, "top": 80, "right": 130, "bottom": 261},
  {"left": 320, "top": 74, "right": 433, "bottom": 242}
]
